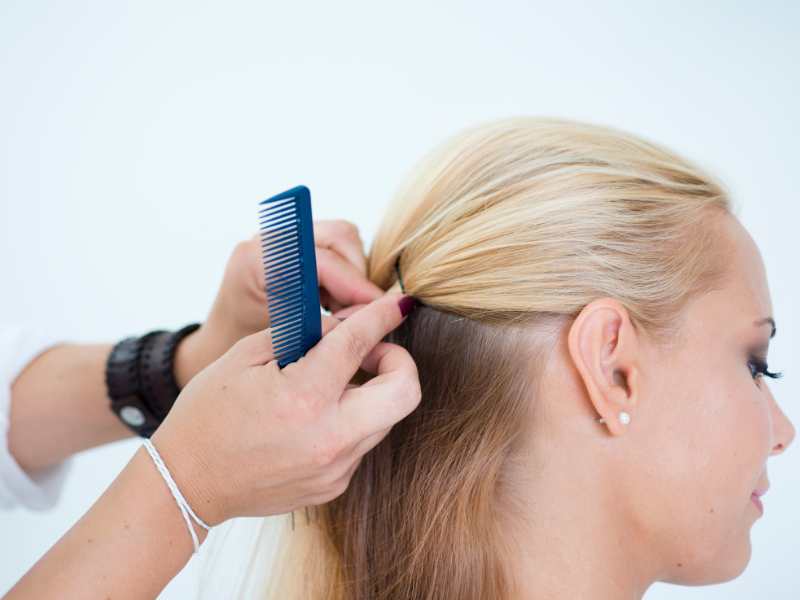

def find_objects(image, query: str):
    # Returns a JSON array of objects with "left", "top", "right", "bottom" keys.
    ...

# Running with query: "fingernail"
[{"left": 398, "top": 295, "right": 419, "bottom": 317}]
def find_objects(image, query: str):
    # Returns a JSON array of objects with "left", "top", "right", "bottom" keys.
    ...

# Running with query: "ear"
[{"left": 566, "top": 298, "right": 641, "bottom": 435}]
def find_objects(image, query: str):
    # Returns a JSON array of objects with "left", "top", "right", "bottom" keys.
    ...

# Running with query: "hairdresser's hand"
[
  {"left": 152, "top": 292, "right": 420, "bottom": 526},
  {"left": 174, "top": 220, "right": 384, "bottom": 386}
]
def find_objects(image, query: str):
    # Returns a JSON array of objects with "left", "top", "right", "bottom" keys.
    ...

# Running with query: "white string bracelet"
[{"left": 142, "top": 438, "right": 211, "bottom": 554}]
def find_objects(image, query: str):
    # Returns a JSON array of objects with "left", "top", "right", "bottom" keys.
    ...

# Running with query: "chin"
[{"left": 663, "top": 534, "right": 753, "bottom": 586}]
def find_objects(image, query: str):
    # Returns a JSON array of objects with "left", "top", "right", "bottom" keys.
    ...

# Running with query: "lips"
[{"left": 751, "top": 485, "right": 768, "bottom": 515}]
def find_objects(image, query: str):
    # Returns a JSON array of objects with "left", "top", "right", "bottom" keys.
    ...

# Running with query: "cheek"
[
  {"left": 686, "top": 374, "right": 767, "bottom": 512},
  {"left": 684, "top": 375, "right": 770, "bottom": 576},
  {"left": 630, "top": 362, "right": 770, "bottom": 574}
]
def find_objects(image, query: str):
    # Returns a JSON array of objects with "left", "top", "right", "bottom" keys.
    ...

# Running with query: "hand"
[
  {"left": 175, "top": 220, "right": 385, "bottom": 386},
  {"left": 151, "top": 292, "right": 421, "bottom": 526}
]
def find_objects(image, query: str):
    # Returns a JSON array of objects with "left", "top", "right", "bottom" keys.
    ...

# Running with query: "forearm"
[
  {"left": 8, "top": 343, "right": 131, "bottom": 472},
  {"left": 4, "top": 444, "right": 206, "bottom": 599},
  {"left": 8, "top": 328, "right": 215, "bottom": 472}
]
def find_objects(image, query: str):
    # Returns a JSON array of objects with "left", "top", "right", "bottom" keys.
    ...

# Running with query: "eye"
[{"left": 748, "top": 356, "right": 784, "bottom": 383}]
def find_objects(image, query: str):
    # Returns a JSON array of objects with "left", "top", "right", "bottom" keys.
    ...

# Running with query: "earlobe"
[
  {"left": 597, "top": 411, "right": 631, "bottom": 426},
  {"left": 567, "top": 298, "right": 639, "bottom": 434}
]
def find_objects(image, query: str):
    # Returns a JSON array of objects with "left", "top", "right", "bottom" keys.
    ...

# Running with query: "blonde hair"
[{"left": 254, "top": 116, "right": 733, "bottom": 599}]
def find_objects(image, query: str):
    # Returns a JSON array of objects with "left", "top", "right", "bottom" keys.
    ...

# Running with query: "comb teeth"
[{"left": 258, "top": 185, "right": 322, "bottom": 368}]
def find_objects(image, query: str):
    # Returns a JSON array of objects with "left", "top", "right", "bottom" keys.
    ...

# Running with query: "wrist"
[
  {"left": 173, "top": 318, "right": 248, "bottom": 388},
  {"left": 172, "top": 325, "right": 225, "bottom": 388},
  {"left": 149, "top": 425, "right": 229, "bottom": 527},
  {"left": 134, "top": 445, "right": 212, "bottom": 546}
]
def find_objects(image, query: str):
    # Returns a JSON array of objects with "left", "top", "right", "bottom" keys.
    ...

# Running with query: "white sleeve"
[{"left": 0, "top": 324, "right": 73, "bottom": 510}]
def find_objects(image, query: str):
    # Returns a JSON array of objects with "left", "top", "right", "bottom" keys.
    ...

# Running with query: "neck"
[{"left": 504, "top": 441, "right": 659, "bottom": 600}]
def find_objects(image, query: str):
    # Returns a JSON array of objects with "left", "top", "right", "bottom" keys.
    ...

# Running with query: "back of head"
[{"left": 262, "top": 116, "right": 732, "bottom": 600}]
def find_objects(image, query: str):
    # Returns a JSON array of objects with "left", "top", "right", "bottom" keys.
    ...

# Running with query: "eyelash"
[{"left": 748, "top": 356, "right": 783, "bottom": 382}]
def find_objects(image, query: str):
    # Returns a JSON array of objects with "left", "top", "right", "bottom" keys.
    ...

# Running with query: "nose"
[{"left": 768, "top": 391, "right": 795, "bottom": 455}]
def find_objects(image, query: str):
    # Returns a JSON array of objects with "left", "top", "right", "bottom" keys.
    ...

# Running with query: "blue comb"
[{"left": 258, "top": 185, "right": 322, "bottom": 368}]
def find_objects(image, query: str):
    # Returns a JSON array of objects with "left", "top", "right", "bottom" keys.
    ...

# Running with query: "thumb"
[
  {"left": 230, "top": 314, "right": 344, "bottom": 367},
  {"left": 332, "top": 303, "right": 368, "bottom": 320}
]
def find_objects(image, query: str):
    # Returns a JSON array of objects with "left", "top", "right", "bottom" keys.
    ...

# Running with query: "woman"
[{"left": 253, "top": 116, "right": 795, "bottom": 599}]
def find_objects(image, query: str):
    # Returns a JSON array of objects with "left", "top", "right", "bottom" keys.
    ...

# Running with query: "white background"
[{"left": 1, "top": 1, "right": 798, "bottom": 598}]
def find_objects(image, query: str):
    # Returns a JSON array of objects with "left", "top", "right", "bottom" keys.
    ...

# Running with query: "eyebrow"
[{"left": 754, "top": 317, "right": 776, "bottom": 339}]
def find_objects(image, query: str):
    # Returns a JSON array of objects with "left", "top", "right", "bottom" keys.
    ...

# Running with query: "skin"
[
  {"left": 4, "top": 293, "right": 419, "bottom": 599},
  {"left": 6, "top": 212, "right": 790, "bottom": 599},
  {"left": 512, "top": 213, "right": 795, "bottom": 600},
  {"left": 8, "top": 220, "right": 383, "bottom": 472},
  {"left": 5, "top": 220, "right": 422, "bottom": 598}
]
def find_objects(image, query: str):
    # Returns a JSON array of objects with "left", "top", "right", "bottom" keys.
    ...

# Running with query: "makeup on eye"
[
  {"left": 746, "top": 316, "right": 782, "bottom": 382},
  {"left": 747, "top": 354, "right": 783, "bottom": 381}
]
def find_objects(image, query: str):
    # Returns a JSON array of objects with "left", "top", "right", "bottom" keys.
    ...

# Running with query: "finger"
[
  {"left": 320, "top": 288, "right": 333, "bottom": 312},
  {"left": 320, "top": 314, "right": 344, "bottom": 333},
  {"left": 238, "top": 315, "right": 342, "bottom": 367},
  {"left": 247, "top": 234, "right": 267, "bottom": 288},
  {"left": 332, "top": 303, "right": 368, "bottom": 320},
  {"left": 323, "top": 294, "right": 347, "bottom": 316},
  {"left": 317, "top": 246, "right": 384, "bottom": 307},
  {"left": 229, "top": 329, "right": 275, "bottom": 367},
  {"left": 327, "top": 448, "right": 365, "bottom": 486},
  {"left": 349, "top": 424, "right": 392, "bottom": 461},
  {"left": 310, "top": 455, "right": 363, "bottom": 506},
  {"left": 340, "top": 453, "right": 364, "bottom": 485},
  {"left": 337, "top": 341, "right": 421, "bottom": 440},
  {"left": 314, "top": 220, "right": 368, "bottom": 275},
  {"left": 300, "top": 292, "right": 413, "bottom": 393},
  {"left": 321, "top": 283, "right": 354, "bottom": 315}
]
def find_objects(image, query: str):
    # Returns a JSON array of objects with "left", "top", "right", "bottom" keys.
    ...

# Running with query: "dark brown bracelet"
[
  {"left": 105, "top": 323, "right": 201, "bottom": 437},
  {"left": 139, "top": 323, "right": 201, "bottom": 421},
  {"left": 105, "top": 331, "right": 164, "bottom": 437}
]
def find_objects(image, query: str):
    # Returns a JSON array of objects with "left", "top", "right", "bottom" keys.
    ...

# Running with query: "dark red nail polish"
[{"left": 398, "top": 295, "right": 418, "bottom": 317}]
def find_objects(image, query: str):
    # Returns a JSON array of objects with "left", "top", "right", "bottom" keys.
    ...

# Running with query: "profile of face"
[
  {"left": 539, "top": 215, "right": 795, "bottom": 585},
  {"left": 548, "top": 212, "right": 795, "bottom": 588}
]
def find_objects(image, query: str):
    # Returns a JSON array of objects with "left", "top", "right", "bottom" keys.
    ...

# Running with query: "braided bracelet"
[{"left": 142, "top": 438, "right": 211, "bottom": 553}]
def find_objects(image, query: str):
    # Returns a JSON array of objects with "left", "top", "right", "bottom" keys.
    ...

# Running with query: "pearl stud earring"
[{"left": 596, "top": 411, "right": 631, "bottom": 425}]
